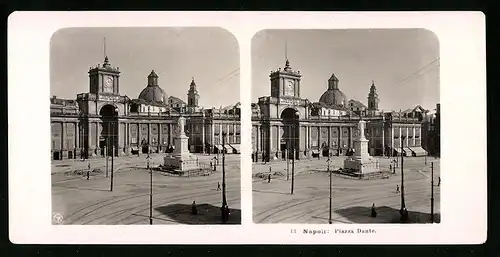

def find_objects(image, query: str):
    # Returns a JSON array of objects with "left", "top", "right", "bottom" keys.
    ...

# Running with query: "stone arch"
[
  {"left": 99, "top": 104, "right": 119, "bottom": 157},
  {"left": 280, "top": 107, "right": 300, "bottom": 159}
]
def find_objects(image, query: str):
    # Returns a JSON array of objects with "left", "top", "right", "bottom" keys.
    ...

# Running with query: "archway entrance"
[
  {"left": 99, "top": 105, "right": 119, "bottom": 157},
  {"left": 280, "top": 108, "right": 300, "bottom": 159}
]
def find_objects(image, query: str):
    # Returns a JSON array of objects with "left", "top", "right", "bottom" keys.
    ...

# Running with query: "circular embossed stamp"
[{"left": 52, "top": 212, "right": 64, "bottom": 225}]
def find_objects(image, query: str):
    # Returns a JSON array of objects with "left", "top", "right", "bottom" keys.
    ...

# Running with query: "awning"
[
  {"left": 408, "top": 146, "right": 428, "bottom": 157},
  {"left": 229, "top": 144, "right": 241, "bottom": 153},
  {"left": 393, "top": 147, "right": 405, "bottom": 154},
  {"left": 311, "top": 150, "right": 320, "bottom": 154},
  {"left": 405, "top": 147, "right": 413, "bottom": 154},
  {"left": 214, "top": 145, "right": 227, "bottom": 151}
]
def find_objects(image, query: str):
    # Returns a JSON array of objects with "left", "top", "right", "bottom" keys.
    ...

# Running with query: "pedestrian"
[
  {"left": 396, "top": 184, "right": 400, "bottom": 193},
  {"left": 225, "top": 205, "right": 230, "bottom": 219},
  {"left": 210, "top": 160, "right": 213, "bottom": 168},
  {"left": 438, "top": 176, "right": 441, "bottom": 186},
  {"left": 268, "top": 173, "right": 271, "bottom": 183},
  {"left": 217, "top": 182, "right": 221, "bottom": 191},
  {"left": 191, "top": 201, "right": 198, "bottom": 215},
  {"left": 86, "top": 169, "right": 90, "bottom": 180},
  {"left": 371, "top": 203, "right": 377, "bottom": 218}
]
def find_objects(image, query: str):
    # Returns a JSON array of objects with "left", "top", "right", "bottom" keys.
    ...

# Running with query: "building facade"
[
  {"left": 51, "top": 56, "right": 241, "bottom": 160},
  {"left": 251, "top": 60, "right": 429, "bottom": 161}
]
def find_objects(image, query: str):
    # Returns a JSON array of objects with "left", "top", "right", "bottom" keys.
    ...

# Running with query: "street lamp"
[
  {"left": 327, "top": 157, "right": 332, "bottom": 224},
  {"left": 400, "top": 135, "right": 408, "bottom": 222},
  {"left": 221, "top": 131, "right": 228, "bottom": 223},
  {"left": 149, "top": 159, "right": 153, "bottom": 225},
  {"left": 430, "top": 161, "right": 435, "bottom": 223},
  {"left": 290, "top": 111, "right": 299, "bottom": 195},
  {"left": 110, "top": 106, "right": 118, "bottom": 192}
]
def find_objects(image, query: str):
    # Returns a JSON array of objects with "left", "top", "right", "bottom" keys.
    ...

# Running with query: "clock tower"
[
  {"left": 270, "top": 59, "right": 302, "bottom": 98},
  {"left": 88, "top": 56, "right": 120, "bottom": 95}
]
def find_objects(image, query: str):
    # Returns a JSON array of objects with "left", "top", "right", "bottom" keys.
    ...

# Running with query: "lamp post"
[
  {"left": 221, "top": 131, "right": 228, "bottom": 222},
  {"left": 400, "top": 135, "right": 408, "bottom": 221},
  {"left": 286, "top": 148, "right": 289, "bottom": 180},
  {"left": 149, "top": 160, "right": 153, "bottom": 225},
  {"left": 105, "top": 124, "right": 109, "bottom": 177},
  {"left": 431, "top": 161, "right": 434, "bottom": 223},
  {"left": 110, "top": 107, "right": 118, "bottom": 192},
  {"left": 290, "top": 111, "right": 299, "bottom": 195},
  {"left": 327, "top": 157, "right": 332, "bottom": 224}
]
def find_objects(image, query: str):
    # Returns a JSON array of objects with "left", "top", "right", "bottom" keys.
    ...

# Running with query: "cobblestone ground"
[
  {"left": 252, "top": 156, "right": 441, "bottom": 224},
  {"left": 51, "top": 153, "right": 241, "bottom": 225}
]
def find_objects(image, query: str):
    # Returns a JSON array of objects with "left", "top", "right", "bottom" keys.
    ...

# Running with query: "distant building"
[
  {"left": 50, "top": 56, "right": 240, "bottom": 160},
  {"left": 251, "top": 59, "right": 430, "bottom": 161}
]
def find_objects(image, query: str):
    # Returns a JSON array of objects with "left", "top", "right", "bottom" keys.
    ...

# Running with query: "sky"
[
  {"left": 251, "top": 29, "right": 440, "bottom": 111},
  {"left": 50, "top": 27, "right": 239, "bottom": 108}
]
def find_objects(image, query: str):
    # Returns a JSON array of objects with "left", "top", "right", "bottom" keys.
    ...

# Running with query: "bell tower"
[
  {"left": 367, "top": 80, "right": 380, "bottom": 115},
  {"left": 269, "top": 59, "right": 302, "bottom": 98},
  {"left": 88, "top": 56, "right": 121, "bottom": 95},
  {"left": 187, "top": 77, "right": 199, "bottom": 107}
]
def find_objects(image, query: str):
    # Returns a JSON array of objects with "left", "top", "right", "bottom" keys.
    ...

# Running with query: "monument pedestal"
[
  {"left": 163, "top": 117, "right": 202, "bottom": 172},
  {"left": 343, "top": 120, "right": 380, "bottom": 174}
]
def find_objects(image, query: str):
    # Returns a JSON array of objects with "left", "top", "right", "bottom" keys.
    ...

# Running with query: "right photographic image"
[{"left": 251, "top": 29, "right": 440, "bottom": 224}]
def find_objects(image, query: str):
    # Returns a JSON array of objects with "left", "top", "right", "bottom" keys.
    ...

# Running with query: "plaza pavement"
[
  {"left": 51, "top": 153, "right": 241, "bottom": 225},
  {"left": 252, "top": 156, "right": 441, "bottom": 224}
]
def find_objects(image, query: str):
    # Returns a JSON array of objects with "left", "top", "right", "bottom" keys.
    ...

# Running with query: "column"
[
  {"left": 210, "top": 123, "right": 215, "bottom": 152},
  {"left": 74, "top": 122, "right": 79, "bottom": 158},
  {"left": 60, "top": 122, "right": 66, "bottom": 159},
  {"left": 269, "top": 125, "right": 274, "bottom": 159},
  {"left": 202, "top": 121, "right": 205, "bottom": 153},
  {"left": 399, "top": 126, "right": 402, "bottom": 150},
  {"left": 406, "top": 127, "right": 409, "bottom": 147},
  {"left": 148, "top": 123, "right": 151, "bottom": 154},
  {"left": 349, "top": 126, "right": 353, "bottom": 149},
  {"left": 381, "top": 123, "right": 385, "bottom": 156},
  {"left": 158, "top": 122, "right": 163, "bottom": 152},
  {"left": 169, "top": 124, "right": 174, "bottom": 146},
  {"left": 391, "top": 126, "right": 394, "bottom": 156},
  {"left": 412, "top": 126, "right": 416, "bottom": 146},
  {"left": 339, "top": 126, "right": 343, "bottom": 155},
  {"left": 277, "top": 125, "right": 282, "bottom": 158},
  {"left": 96, "top": 122, "right": 101, "bottom": 157},
  {"left": 126, "top": 122, "right": 131, "bottom": 154},
  {"left": 87, "top": 122, "right": 92, "bottom": 158}
]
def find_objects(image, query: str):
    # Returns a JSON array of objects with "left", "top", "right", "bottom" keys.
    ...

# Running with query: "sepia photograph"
[
  {"left": 50, "top": 27, "right": 241, "bottom": 225},
  {"left": 9, "top": 12, "right": 485, "bottom": 244},
  {"left": 251, "top": 29, "right": 441, "bottom": 224}
]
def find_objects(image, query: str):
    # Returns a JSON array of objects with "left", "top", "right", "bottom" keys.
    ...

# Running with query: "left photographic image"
[{"left": 50, "top": 27, "right": 241, "bottom": 225}]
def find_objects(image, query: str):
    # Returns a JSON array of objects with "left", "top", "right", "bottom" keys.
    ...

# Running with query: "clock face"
[
  {"left": 104, "top": 76, "right": 113, "bottom": 93},
  {"left": 285, "top": 80, "right": 294, "bottom": 96}
]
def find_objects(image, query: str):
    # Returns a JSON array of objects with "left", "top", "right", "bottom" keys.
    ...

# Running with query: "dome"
[
  {"left": 138, "top": 70, "right": 168, "bottom": 104},
  {"left": 318, "top": 73, "right": 348, "bottom": 107},
  {"left": 319, "top": 89, "right": 347, "bottom": 106},
  {"left": 138, "top": 85, "right": 168, "bottom": 103}
]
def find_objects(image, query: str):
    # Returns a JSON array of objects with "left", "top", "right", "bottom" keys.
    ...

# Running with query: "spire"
[{"left": 103, "top": 37, "right": 107, "bottom": 59}]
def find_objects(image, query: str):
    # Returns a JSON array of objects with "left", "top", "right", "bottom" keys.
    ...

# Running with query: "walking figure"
[
  {"left": 191, "top": 201, "right": 198, "bottom": 215},
  {"left": 268, "top": 174, "right": 271, "bottom": 183},
  {"left": 371, "top": 203, "right": 377, "bottom": 218},
  {"left": 86, "top": 170, "right": 90, "bottom": 180},
  {"left": 210, "top": 160, "right": 213, "bottom": 168},
  {"left": 217, "top": 182, "right": 221, "bottom": 191},
  {"left": 438, "top": 176, "right": 441, "bottom": 186},
  {"left": 396, "top": 184, "right": 400, "bottom": 193}
]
